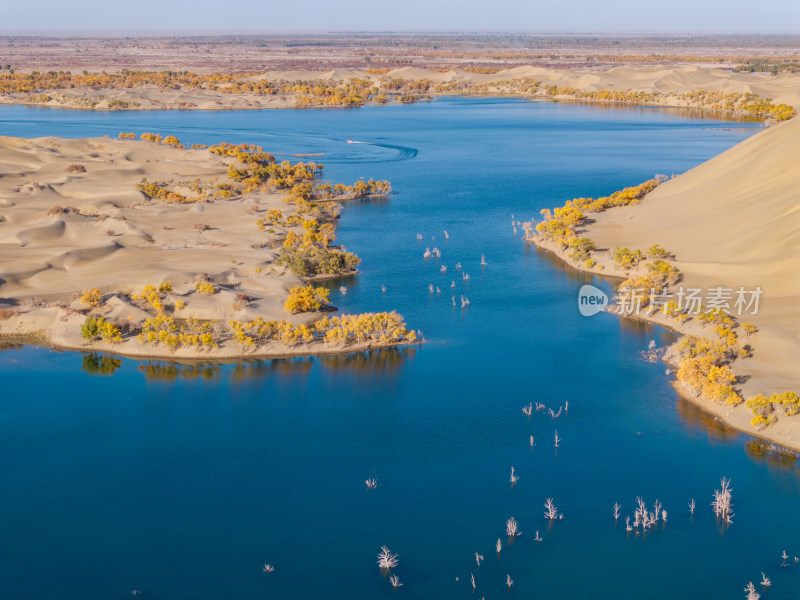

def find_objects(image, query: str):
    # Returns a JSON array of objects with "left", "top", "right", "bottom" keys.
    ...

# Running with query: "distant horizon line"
[{"left": 1, "top": 29, "right": 799, "bottom": 37}]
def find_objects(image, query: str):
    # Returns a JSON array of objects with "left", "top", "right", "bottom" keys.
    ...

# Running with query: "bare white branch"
[
  {"left": 712, "top": 477, "right": 734, "bottom": 524},
  {"left": 653, "top": 500, "right": 663, "bottom": 523},
  {"left": 744, "top": 581, "right": 760, "bottom": 600},
  {"left": 506, "top": 517, "right": 522, "bottom": 537},
  {"left": 378, "top": 546, "right": 399, "bottom": 570},
  {"left": 544, "top": 498, "right": 559, "bottom": 520}
]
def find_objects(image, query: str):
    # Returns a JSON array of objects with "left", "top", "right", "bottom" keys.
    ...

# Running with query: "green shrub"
[
  {"left": 277, "top": 246, "right": 360, "bottom": 278},
  {"left": 613, "top": 247, "right": 645, "bottom": 269},
  {"left": 568, "top": 237, "right": 596, "bottom": 262},
  {"left": 80, "top": 316, "right": 122, "bottom": 343},
  {"left": 647, "top": 244, "right": 671, "bottom": 259}
]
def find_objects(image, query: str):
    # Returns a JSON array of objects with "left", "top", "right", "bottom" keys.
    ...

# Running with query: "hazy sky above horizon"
[{"left": 1, "top": 0, "right": 798, "bottom": 32}]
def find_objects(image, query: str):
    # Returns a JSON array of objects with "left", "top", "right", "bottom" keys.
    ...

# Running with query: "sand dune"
[
  {"left": 0, "top": 135, "right": 321, "bottom": 355},
  {"left": 48, "top": 243, "right": 123, "bottom": 270},
  {"left": 12, "top": 220, "right": 66, "bottom": 246},
  {"left": 399, "top": 64, "right": 800, "bottom": 106},
  {"left": 587, "top": 116, "right": 800, "bottom": 395}
]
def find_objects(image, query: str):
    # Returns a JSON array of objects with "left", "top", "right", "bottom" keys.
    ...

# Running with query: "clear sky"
[{"left": 1, "top": 0, "right": 798, "bottom": 33}]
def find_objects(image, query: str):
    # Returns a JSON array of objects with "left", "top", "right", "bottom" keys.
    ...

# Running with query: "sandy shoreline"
[
  {"left": 525, "top": 115, "right": 800, "bottom": 452},
  {"left": 532, "top": 240, "right": 800, "bottom": 453}
]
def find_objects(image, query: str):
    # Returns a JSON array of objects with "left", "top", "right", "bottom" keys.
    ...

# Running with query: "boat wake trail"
[
  {"left": 324, "top": 138, "right": 420, "bottom": 164},
  {"left": 346, "top": 141, "right": 418, "bottom": 162},
  {"left": 368, "top": 142, "right": 418, "bottom": 160}
]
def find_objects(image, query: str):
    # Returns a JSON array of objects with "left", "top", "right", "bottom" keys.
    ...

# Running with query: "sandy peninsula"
[
  {"left": 527, "top": 115, "right": 800, "bottom": 451},
  {"left": 0, "top": 134, "right": 417, "bottom": 358}
]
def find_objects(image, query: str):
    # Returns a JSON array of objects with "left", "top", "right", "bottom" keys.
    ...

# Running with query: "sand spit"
[
  {"left": 0, "top": 135, "right": 416, "bottom": 359},
  {"left": 527, "top": 116, "right": 800, "bottom": 451},
  {"left": 1, "top": 66, "right": 798, "bottom": 114}
]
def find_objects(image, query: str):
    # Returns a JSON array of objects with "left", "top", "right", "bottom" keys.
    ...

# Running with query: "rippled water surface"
[{"left": 1, "top": 99, "right": 798, "bottom": 600}]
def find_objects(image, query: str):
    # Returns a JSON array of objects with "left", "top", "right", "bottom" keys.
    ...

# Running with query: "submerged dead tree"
[
  {"left": 712, "top": 477, "right": 734, "bottom": 524},
  {"left": 506, "top": 517, "right": 522, "bottom": 537},
  {"left": 744, "top": 581, "right": 760, "bottom": 600},
  {"left": 544, "top": 498, "right": 559, "bottom": 520},
  {"left": 378, "top": 546, "right": 399, "bottom": 570}
]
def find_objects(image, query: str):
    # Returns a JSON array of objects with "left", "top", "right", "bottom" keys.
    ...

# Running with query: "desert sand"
[
  {"left": 0, "top": 135, "right": 412, "bottom": 358},
  {"left": 1, "top": 65, "right": 799, "bottom": 114},
  {"left": 528, "top": 116, "right": 800, "bottom": 450},
  {"left": 363, "top": 64, "right": 800, "bottom": 107}
]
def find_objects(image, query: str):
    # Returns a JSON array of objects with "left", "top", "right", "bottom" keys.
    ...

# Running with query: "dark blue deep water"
[{"left": 1, "top": 99, "right": 798, "bottom": 600}]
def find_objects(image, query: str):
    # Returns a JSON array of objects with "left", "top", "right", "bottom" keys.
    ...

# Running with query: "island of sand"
[
  {"left": 0, "top": 134, "right": 418, "bottom": 359},
  {"left": 526, "top": 114, "right": 800, "bottom": 451}
]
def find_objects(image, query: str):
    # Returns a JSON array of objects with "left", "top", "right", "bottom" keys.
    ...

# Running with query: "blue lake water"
[{"left": 1, "top": 99, "right": 798, "bottom": 599}]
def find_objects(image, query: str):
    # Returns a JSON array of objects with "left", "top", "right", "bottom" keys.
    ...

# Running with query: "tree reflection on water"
[
  {"left": 675, "top": 393, "right": 739, "bottom": 445},
  {"left": 744, "top": 439, "right": 799, "bottom": 471},
  {"left": 81, "top": 352, "right": 123, "bottom": 376},
  {"left": 676, "top": 393, "right": 800, "bottom": 470},
  {"left": 130, "top": 346, "right": 416, "bottom": 382}
]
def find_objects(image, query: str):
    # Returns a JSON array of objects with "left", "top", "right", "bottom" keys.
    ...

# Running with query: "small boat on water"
[{"left": 346, "top": 139, "right": 354, "bottom": 144}]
